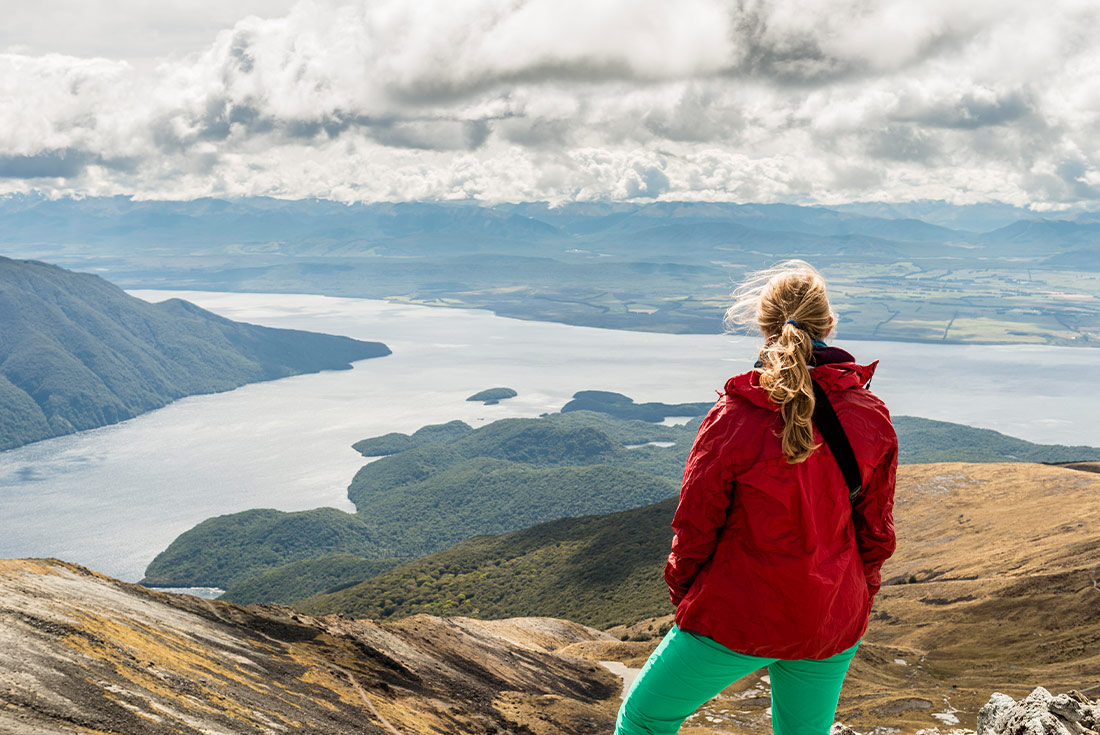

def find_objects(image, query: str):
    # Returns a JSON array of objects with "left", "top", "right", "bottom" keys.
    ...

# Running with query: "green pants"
[{"left": 614, "top": 624, "right": 861, "bottom": 735}]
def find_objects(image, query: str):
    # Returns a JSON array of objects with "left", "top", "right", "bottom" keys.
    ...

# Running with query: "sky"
[{"left": 1, "top": 0, "right": 1098, "bottom": 209}]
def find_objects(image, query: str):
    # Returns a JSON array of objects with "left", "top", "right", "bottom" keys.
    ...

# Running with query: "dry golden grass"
[
  {"left": 582, "top": 462, "right": 1100, "bottom": 734},
  {"left": 2, "top": 461, "right": 1096, "bottom": 734},
  {"left": 0, "top": 559, "right": 621, "bottom": 734}
]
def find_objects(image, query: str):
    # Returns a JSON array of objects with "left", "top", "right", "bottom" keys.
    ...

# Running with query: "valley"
[
  {"left": 3, "top": 458, "right": 1099, "bottom": 734},
  {"left": 127, "top": 405, "right": 1100, "bottom": 733},
  {"left": 9, "top": 289, "right": 1098, "bottom": 585},
  {"left": 4, "top": 196, "right": 1099, "bottom": 347}
]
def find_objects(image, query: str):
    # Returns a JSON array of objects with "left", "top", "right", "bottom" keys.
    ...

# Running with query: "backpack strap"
[{"left": 810, "top": 378, "right": 863, "bottom": 503}]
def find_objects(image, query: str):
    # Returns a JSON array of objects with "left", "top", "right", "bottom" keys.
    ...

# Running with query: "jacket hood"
[{"left": 725, "top": 346, "right": 879, "bottom": 411}]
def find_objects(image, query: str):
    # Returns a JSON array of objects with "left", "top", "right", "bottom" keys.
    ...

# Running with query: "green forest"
[
  {"left": 142, "top": 391, "right": 1100, "bottom": 604},
  {"left": 0, "top": 256, "right": 390, "bottom": 451}
]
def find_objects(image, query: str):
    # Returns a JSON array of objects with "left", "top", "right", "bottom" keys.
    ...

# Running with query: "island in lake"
[{"left": 466, "top": 387, "right": 518, "bottom": 404}]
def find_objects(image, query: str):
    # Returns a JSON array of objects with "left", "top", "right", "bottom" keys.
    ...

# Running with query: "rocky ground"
[
  {"left": 0, "top": 558, "right": 621, "bottom": 734},
  {"left": 2, "top": 461, "right": 1098, "bottom": 734},
  {"left": 831, "top": 685, "right": 1100, "bottom": 735}
]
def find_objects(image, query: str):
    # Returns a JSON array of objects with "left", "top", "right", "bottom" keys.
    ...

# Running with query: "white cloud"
[{"left": 0, "top": 0, "right": 1098, "bottom": 208}]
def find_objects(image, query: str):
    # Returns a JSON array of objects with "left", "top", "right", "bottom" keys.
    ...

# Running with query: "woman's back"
[
  {"left": 664, "top": 343, "right": 898, "bottom": 659},
  {"left": 617, "top": 259, "right": 899, "bottom": 735}
]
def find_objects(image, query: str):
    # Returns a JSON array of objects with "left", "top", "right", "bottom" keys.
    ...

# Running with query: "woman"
[{"left": 615, "top": 260, "right": 898, "bottom": 735}]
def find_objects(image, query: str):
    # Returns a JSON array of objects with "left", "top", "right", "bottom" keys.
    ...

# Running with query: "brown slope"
[
  {"left": 0, "top": 558, "right": 620, "bottom": 735},
  {"left": 846, "top": 462, "right": 1100, "bottom": 730},
  {"left": 585, "top": 462, "right": 1100, "bottom": 734}
]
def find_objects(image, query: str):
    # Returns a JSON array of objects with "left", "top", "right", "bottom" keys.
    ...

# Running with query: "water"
[
  {"left": 146, "top": 586, "right": 226, "bottom": 599},
  {"left": 1, "top": 290, "right": 1098, "bottom": 583}
]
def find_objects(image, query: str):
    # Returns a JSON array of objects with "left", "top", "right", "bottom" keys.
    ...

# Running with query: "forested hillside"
[
  {"left": 143, "top": 395, "right": 1100, "bottom": 591},
  {"left": 0, "top": 256, "right": 390, "bottom": 451}
]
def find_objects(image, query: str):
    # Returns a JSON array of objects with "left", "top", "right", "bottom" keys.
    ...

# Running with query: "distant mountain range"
[
  {"left": 0, "top": 255, "right": 391, "bottom": 451},
  {"left": 2, "top": 194, "right": 1097, "bottom": 345},
  {"left": 1, "top": 192, "right": 1092, "bottom": 249}
]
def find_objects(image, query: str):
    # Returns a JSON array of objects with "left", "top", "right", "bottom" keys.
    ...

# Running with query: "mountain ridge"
[
  {"left": 0, "top": 557, "right": 621, "bottom": 734},
  {"left": 0, "top": 255, "right": 391, "bottom": 451},
  {"left": 5, "top": 194, "right": 1098, "bottom": 346}
]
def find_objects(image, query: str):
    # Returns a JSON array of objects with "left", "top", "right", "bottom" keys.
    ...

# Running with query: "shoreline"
[{"left": 126, "top": 285, "right": 1098, "bottom": 351}]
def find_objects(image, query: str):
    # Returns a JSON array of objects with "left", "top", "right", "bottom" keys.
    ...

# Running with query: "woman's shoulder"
[
  {"left": 832, "top": 384, "right": 898, "bottom": 460},
  {"left": 691, "top": 384, "right": 781, "bottom": 465}
]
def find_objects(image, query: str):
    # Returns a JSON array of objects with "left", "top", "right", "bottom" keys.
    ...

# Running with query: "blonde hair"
[{"left": 724, "top": 260, "right": 838, "bottom": 464}]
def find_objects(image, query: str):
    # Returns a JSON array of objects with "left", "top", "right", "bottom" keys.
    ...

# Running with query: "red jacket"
[{"left": 664, "top": 352, "right": 898, "bottom": 660}]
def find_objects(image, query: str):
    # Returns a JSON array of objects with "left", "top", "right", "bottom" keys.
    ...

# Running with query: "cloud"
[
  {"left": 0, "top": 0, "right": 1098, "bottom": 208},
  {"left": 863, "top": 126, "right": 941, "bottom": 164},
  {"left": 0, "top": 149, "right": 140, "bottom": 179},
  {"left": 891, "top": 88, "right": 1036, "bottom": 130}
]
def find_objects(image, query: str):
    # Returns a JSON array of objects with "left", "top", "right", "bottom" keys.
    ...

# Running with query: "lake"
[{"left": 2, "top": 290, "right": 1098, "bottom": 583}]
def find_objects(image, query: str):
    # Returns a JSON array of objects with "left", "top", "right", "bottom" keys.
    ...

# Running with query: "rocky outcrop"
[
  {"left": 828, "top": 687, "right": 1100, "bottom": 735},
  {"left": 977, "top": 687, "right": 1100, "bottom": 735},
  {"left": 0, "top": 558, "right": 620, "bottom": 734}
]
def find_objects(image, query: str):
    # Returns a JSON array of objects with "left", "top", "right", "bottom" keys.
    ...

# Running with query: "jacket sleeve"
[
  {"left": 664, "top": 401, "right": 739, "bottom": 607},
  {"left": 851, "top": 431, "right": 898, "bottom": 601}
]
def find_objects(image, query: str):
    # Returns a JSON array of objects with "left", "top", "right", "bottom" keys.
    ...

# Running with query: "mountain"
[
  {"left": 218, "top": 553, "right": 414, "bottom": 605},
  {"left": 141, "top": 410, "right": 689, "bottom": 587},
  {"left": 825, "top": 199, "right": 1045, "bottom": 232},
  {"left": 1043, "top": 247, "right": 1100, "bottom": 271},
  {"left": 893, "top": 416, "right": 1100, "bottom": 463},
  {"left": 981, "top": 218, "right": 1100, "bottom": 249},
  {"left": 352, "top": 418, "right": 474, "bottom": 457},
  {"left": 0, "top": 558, "right": 620, "bottom": 735},
  {"left": 5, "top": 194, "right": 1099, "bottom": 346},
  {"left": 0, "top": 255, "right": 390, "bottom": 451},
  {"left": 294, "top": 496, "right": 676, "bottom": 627},
  {"left": 295, "top": 462, "right": 1100, "bottom": 733},
  {"left": 140, "top": 507, "right": 396, "bottom": 589},
  {"left": 143, "top": 400, "right": 1100, "bottom": 589},
  {"left": 560, "top": 390, "right": 713, "bottom": 422},
  {"left": 2, "top": 558, "right": 1097, "bottom": 735}
]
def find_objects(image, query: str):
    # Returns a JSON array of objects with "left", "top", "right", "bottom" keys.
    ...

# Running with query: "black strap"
[{"left": 810, "top": 379, "right": 863, "bottom": 504}]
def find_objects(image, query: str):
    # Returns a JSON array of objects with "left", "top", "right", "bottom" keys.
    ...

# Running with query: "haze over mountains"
[
  {"left": 0, "top": 255, "right": 391, "bottom": 451},
  {"left": 2, "top": 194, "right": 1098, "bottom": 345}
]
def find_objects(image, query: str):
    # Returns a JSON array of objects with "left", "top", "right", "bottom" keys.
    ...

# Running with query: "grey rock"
[
  {"left": 818, "top": 687, "right": 1100, "bottom": 735},
  {"left": 977, "top": 686, "right": 1100, "bottom": 735},
  {"left": 1051, "top": 694, "right": 1086, "bottom": 723},
  {"left": 830, "top": 723, "right": 860, "bottom": 735},
  {"left": 980, "top": 692, "right": 1022, "bottom": 735}
]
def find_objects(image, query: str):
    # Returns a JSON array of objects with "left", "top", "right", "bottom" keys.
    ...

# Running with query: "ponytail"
[
  {"left": 723, "top": 259, "right": 836, "bottom": 464},
  {"left": 757, "top": 320, "right": 820, "bottom": 463}
]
